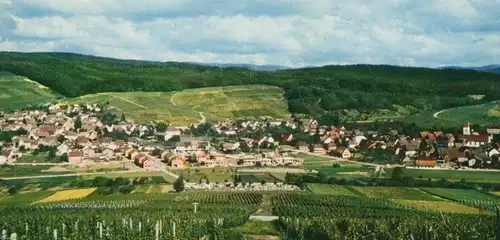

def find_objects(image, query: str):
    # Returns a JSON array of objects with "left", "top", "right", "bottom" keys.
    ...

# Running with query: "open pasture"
[{"left": 0, "top": 72, "right": 58, "bottom": 111}]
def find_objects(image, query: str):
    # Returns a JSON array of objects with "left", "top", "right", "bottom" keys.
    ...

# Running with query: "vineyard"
[{"left": 1, "top": 190, "right": 499, "bottom": 239}]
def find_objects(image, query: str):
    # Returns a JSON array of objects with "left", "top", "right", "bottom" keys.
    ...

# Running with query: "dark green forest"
[{"left": 1, "top": 51, "right": 500, "bottom": 119}]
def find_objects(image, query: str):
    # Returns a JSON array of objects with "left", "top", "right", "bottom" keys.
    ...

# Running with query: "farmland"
[
  {"left": 392, "top": 200, "right": 480, "bottom": 214},
  {"left": 62, "top": 85, "right": 290, "bottom": 125},
  {"left": 352, "top": 186, "right": 439, "bottom": 201},
  {"left": 306, "top": 183, "right": 357, "bottom": 196},
  {"left": 398, "top": 168, "right": 500, "bottom": 182},
  {"left": 420, "top": 188, "right": 500, "bottom": 202},
  {"left": 35, "top": 188, "right": 97, "bottom": 203},
  {"left": 0, "top": 72, "right": 58, "bottom": 112}
]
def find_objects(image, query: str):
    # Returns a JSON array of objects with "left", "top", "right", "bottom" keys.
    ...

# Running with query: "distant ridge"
[
  {"left": 440, "top": 65, "right": 500, "bottom": 74},
  {"left": 185, "top": 62, "right": 290, "bottom": 71}
]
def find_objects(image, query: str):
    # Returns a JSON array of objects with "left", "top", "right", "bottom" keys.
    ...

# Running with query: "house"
[
  {"left": 439, "top": 147, "right": 468, "bottom": 163},
  {"left": 68, "top": 151, "right": 84, "bottom": 165},
  {"left": 281, "top": 133, "right": 294, "bottom": 143},
  {"left": 76, "top": 137, "right": 91, "bottom": 147},
  {"left": 57, "top": 143, "right": 70, "bottom": 156},
  {"left": 311, "top": 144, "right": 326, "bottom": 155},
  {"left": 222, "top": 142, "right": 240, "bottom": 152},
  {"left": 171, "top": 158, "right": 185, "bottom": 168},
  {"left": 415, "top": 157, "right": 438, "bottom": 168},
  {"left": 331, "top": 147, "right": 352, "bottom": 159},
  {"left": 143, "top": 158, "right": 155, "bottom": 170},
  {"left": 134, "top": 154, "right": 147, "bottom": 165},
  {"left": 0, "top": 155, "right": 6, "bottom": 165},
  {"left": 460, "top": 134, "right": 489, "bottom": 148},
  {"left": 436, "top": 134, "right": 455, "bottom": 148},
  {"left": 296, "top": 141, "right": 309, "bottom": 151},
  {"left": 101, "top": 148, "right": 115, "bottom": 159},
  {"left": 82, "top": 147, "right": 95, "bottom": 159}
]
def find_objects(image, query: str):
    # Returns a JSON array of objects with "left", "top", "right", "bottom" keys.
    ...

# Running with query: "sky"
[{"left": 0, "top": 0, "right": 499, "bottom": 68}]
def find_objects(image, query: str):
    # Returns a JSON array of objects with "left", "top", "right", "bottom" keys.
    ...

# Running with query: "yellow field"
[
  {"left": 492, "top": 191, "right": 500, "bottom": 197},
  {"left": 393, "top": 200, "right": 482, "bottom": 214},
  {"left": 35, "top": 188, "right": 97, "bottom": 203}
]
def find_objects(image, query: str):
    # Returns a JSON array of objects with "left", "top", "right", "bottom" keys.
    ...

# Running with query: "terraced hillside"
[
  {"left": 0, "top": 72, "right": 58, "bottom": 111},
  {"left": 62, "top": 85, "right": 290, "bottom": 125}
]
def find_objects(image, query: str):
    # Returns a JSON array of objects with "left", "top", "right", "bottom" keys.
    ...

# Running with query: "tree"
[
  {"left": 120, "top": 113, "right": 126, "bottom": 122},
  {"left": 57, "top": 135, "right": 66, "bottom": 143},
  {"left": 74, "top": 117, "right": 82, "bottom": 131},
  {"left": 48, "top": 148, "right": 56, "bottom": 159},
  {"left": 391, "top": 167, "right": 404, "bottom": 181},
  {"left": 173, "top": 176, "right": 185, "bottom": 192},
  {"left": 60, "top": 153, "right": 69, "bottom": 162},
  {"left": 255, "top": 161, "right": 262, "bottom": 167}
]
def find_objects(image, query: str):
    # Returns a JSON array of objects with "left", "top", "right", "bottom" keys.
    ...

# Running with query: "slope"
[
  {"left": 0, "top": 72, "right": 59, "bottom": 112},
  {"left": 2, "top": 52, "right": 500, "bottom": 126},
  {"left": 61, "top": 85, "right": 290, "bottom": 125}
]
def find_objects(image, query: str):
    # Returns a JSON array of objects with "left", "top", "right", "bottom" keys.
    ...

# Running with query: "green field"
[
  {"left": 352, "top": 186, "right": 439, "bottom": 201},
  {"left": 0, "top": 165, "right": 55, "bottom": 178},
  {"left": 0, "top": 72, "right": 58, "bottom": 111},
  {"left": 172, "top": 168, "right": 236, "bottom": 183},
  {"left": 397, "top": 168, "right": 500, "bottom": 182},
  {"left": 401, "top": 102, "right": 500, "bottom": 127},
  {"left": 306, "top": 183, "right": 357, "bottom": 196},
  {"left": 16, "top": 155, "right": 65, "bottom": 163},
  {"left": 421, "top": 188, "right": 500, "bottom": 202},
  {"left": 62, "top": 85, "right": 290, "bottom": 125}
]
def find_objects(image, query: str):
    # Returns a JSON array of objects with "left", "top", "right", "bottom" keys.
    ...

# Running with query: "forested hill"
[{"left": 1, "top": 51, "right": 500, "bottom": 120}]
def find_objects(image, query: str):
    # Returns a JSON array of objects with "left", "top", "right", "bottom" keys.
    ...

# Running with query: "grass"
[
  {"left": 401, "top": 102, "right": 500, "bottom": 128},
  {"left": 173, "top": 168, "right": 236, "bottom": 183},
  {"left": 421, "top": 188, "right": 500, "bottom": 202},
  {"left": 392, "top": 200, "right": 480, "bottom": 214},
  {"left": 398, "top": 168, "right": 500, "bottom": 182},
  {"left": 0, "top": 72, "right": 58, "bottom": 111},
  {"left": 229, "top": 220, "right": 280, "bottom": 237},
  {"left": 131, "top": 184, "right": 173, "bottom": 194},
  {"left": 0, "top": 165, "right": 55, "bottom": 178},
  {"left": 306, "top": 184, "right": 357, "bottom": 196},
  {"left": 16, "top": 154, "right": 65, "bottom": 163},
  {"left": 353, "top": 186, "right": 440, "bottom": 201},
  {"left": 0, "top": 191, "right": 54, "bottom": 207},
  {"left": 80, "top": 171, "right": 176, "bottom": 183},
  {"left": 35, "top": 188, "right": 97, "bottom": 203},
  {"left": 62, "top": 85, "right": 290, "bottom": 125}
]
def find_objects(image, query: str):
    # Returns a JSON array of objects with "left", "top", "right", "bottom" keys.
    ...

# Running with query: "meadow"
[
  {"left": 0, "top": 72, "right": 58, "bottom": 111},
  {"left": 420, "top": 188, "right": 500, "bottom": 202},
  {"left": 398, "top": 168, "right": 500, "bottom": 182},
  {"left": 62, "top": 85, "right": 290, "bottom": 125},
  {"left": 306, "top": 183, "right": 357, "bottom": 196}
]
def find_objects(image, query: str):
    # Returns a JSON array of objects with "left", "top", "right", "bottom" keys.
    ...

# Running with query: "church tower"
[{"left": 463, "top": 121, "right": 471, "bottom": 135}]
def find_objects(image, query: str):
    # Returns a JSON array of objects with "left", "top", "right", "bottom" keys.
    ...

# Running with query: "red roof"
[
  {"left": 464, "top": 121, "right": 470, "bottom": 128},
  {"left": 68, "top": 151, "right": 83, "bottom": 157}
]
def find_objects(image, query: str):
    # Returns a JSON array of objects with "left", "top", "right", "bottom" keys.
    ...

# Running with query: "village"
[{"left": 1, "top": 102, "right": 500, "bottom": 179}]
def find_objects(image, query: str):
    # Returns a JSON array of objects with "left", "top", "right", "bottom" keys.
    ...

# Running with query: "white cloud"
[{"left": 0, "top": 0, "right": 499, "bottom": 67}]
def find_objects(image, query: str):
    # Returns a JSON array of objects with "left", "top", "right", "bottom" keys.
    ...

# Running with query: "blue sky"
[{"left": 0, "top": 0, "right": 499, "bottom": 67}]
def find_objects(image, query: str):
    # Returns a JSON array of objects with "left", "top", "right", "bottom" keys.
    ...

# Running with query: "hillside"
[
  {"left": 0, "top": 72, "right": 59, "bottom": 112},
  {"left": 62, "top": 85, "right": 290, "bottom": 125},
  {"left": 441, "top": 65, "right": 500, "bottom": 74},
  {"left": 2, "top": 52, "right": 500, "bottom": 126}
]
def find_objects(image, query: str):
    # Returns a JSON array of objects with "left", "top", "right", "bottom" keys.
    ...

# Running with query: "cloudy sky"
[{"left": 0, "top": 0, "right": 499, "bottom": 67}]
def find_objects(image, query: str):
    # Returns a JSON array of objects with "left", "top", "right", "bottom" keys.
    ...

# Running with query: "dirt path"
[
  {"left": 113, "top": 96, "right": 146, "bottom": 108},
  {"left": 433, "top": 109, "right": 446, "bottom": 118},
  {"left": 170, "top": 92, "right": 177, "bottom": 106},
  {"left": 198, "top": 112, "right": 206, "bottom": 124}
]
